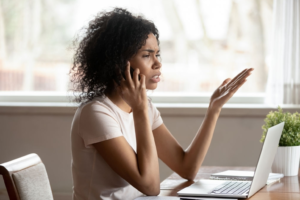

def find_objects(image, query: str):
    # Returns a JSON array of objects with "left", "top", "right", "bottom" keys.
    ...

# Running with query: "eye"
[
  {"left": 156, "top": 54, "right": 161, "bottom": 57},
  {"left": 142, "top": 55, "right": 150, "bottom": 58}
]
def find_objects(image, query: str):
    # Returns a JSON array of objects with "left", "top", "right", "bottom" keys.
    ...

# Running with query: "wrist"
[
  {"left": 132, "top": 106, "right": 148, "bottom": 114},
  {"left": 132, "top": 108, "right": 149, "bottom": 124},
  {"left": 207, "top": 104, "right": 221, "bottom": 116}
]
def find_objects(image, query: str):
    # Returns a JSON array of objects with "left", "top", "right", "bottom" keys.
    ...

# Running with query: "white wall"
[{"left": 0, "top": 105, "right": 299, "bottom": 199}]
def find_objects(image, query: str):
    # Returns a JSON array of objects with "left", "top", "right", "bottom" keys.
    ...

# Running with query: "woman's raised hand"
[
  {"left": 209, "top": 68, "right": 254, "bottom": 112},
  {"left": 115, "top": 61, "right": 148, "bottom": 111}
]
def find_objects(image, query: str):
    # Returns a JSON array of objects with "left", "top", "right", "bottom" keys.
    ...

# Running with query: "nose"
[{"left": 153, "top": 58, "right": 162, "bottom": 70}]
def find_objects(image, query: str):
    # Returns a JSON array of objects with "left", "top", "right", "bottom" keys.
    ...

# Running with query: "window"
[{"left": 0, "top": 0, "right": 273, "bottom": 103}]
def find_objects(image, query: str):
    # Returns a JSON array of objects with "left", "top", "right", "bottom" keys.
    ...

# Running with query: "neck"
[{"left": 105, "top": 90, "right": 132, "bottom": 113}]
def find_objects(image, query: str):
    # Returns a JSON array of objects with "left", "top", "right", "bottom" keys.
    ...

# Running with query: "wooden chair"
[{"left": 0, "top": 153, "right": 53, "bottom": 200}]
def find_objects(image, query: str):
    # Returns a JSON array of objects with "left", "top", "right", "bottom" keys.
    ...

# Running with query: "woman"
[{"left": 70, "top": 7, "right": 253, "bottom": 200}]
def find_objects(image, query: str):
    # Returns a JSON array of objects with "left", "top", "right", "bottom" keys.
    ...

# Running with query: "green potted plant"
[{"left": 260, "top": 107, "right": 300, "bottom": 176}]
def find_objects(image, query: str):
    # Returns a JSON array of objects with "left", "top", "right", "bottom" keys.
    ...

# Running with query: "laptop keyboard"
[{"left": 210, "top": 181, "right": 251, "bottom": 195}]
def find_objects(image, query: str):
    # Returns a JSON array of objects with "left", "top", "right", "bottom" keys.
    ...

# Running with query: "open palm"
[{"left": 209, "top": 68, "right": 254, "bottom": 109}]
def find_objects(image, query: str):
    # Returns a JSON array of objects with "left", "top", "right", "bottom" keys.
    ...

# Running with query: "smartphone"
[{"left": 122, "top": 67, "right": 141, "bottom": 81}]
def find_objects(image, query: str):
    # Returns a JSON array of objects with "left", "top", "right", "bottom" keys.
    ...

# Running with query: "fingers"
[
  {"left": 132, "top": 67, "right": 144, "bottom": 88},
  {"left": 227, "top": 68, "right": 251, "bottom": 86},
  {"left": 124, "top": 61, "right": 133, "bottom": 85},
  {"left": 222, "top": 68, "right": 253, "bottom": 99},
  {"left": 230, "top": 68, "right": 248, "bottom": 83},
  {"left": 133, "top": 68, "right": 139, "bottom": 85},
  {"left": 226, "top": 71, "right": 247, "bottom": 88},
  {"left": 221, "top": 78, "right": 231, "bottom": 87},
  {"left": 226, "top": 68, "right": 253, "bottom": 89},
  {"left": 230, "top": 79, "right": 247, "bottom": 93}
]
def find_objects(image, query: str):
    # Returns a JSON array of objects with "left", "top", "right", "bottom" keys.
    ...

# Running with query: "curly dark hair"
[{"left": 70, "top": 7, "right": 159, "bottom": 103}]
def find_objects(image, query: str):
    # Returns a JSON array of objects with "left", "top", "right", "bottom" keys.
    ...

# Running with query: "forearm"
[
  {"left": 133, "top": 108, "right": 160, "bottom": 191},
  {"left": 182, "top": 106, "right": 221, "bottom": 180}
]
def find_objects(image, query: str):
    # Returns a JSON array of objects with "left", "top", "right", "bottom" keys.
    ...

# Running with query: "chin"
[{"left": 146, "top": 83, "right": 158, "bottom": 90}]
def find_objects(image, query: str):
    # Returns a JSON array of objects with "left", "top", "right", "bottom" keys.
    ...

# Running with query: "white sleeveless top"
[{"left": 71, "top": 96, "right": 163, "bottom": 200}]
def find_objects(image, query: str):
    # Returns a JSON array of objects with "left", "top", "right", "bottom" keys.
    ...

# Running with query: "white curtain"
[{"left": 265, "top": 0, "right": 300, "bottom": 105}]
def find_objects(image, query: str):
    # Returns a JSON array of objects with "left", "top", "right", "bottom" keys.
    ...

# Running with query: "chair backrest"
[{"left": 0, "top": 153, "right": 54, "bottom": 200}]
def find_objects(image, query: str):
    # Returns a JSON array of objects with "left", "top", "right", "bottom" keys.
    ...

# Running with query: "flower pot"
[{"left": 271, "top": 146, "right": 300, "bottom": 176}]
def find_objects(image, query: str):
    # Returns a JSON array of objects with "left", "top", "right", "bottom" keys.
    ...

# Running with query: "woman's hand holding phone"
[
  {"left": 116, "top": 61, "right": 147, "bottom": 111},
  {"left": 126, "top": 67, "right": 141, "bottom": 81},
  {"left": 209, "top": 68, "right": 254, "bottom": 112}
]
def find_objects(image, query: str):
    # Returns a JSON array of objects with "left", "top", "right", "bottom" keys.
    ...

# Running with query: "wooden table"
[{"left": 159, "top": 166, "right": 300, "bottom": 200}]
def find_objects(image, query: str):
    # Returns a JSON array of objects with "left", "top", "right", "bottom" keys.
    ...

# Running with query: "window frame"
[{"left": 0, "top": 91, "right": 265, "bottom": 104}]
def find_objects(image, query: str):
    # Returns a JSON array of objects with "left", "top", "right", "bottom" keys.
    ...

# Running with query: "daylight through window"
[{"left": 0, "top": 0, "right": 273, "bottom": 95}]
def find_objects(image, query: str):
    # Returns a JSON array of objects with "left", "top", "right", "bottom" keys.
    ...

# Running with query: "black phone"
[{"left": 122, "top": 67, "right": 141, "bottom": 81}]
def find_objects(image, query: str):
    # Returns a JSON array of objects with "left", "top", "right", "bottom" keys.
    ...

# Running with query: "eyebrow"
[{"left": 142, "top": 49, "right": 160, "bottom": 53}]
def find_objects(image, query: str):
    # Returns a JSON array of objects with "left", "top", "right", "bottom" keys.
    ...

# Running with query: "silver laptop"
[{"left": 177, "top": 122, "right": 284, "bottom": 199}]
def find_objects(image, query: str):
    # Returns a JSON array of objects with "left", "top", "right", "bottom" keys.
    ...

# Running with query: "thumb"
[{"left": 221, "top": 78, "right": 231, "bottom": 87}]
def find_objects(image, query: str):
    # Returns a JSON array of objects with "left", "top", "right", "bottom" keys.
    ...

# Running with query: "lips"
[
  {"left": 150, "top": 77, "right": 160, "bottom": 83},
  {"left": 150, "top": 72, "right": 161, "bottom": 83},
  {"left": 151, "top": 72, "right": 161, "bottom": 78}
]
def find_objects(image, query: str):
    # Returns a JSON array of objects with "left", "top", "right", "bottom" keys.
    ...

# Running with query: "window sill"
[{"left": 0, "top": 102, "right": 299, "bottom": 117}]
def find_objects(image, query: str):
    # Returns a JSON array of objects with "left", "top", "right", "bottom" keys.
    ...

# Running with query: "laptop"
[{"left": 177, "top": 122, "right": 284, "bottom": 199}]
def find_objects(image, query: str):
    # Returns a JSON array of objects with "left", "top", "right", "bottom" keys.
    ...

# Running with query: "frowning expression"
[{"left": 129, "top": 33, "right": 162, "bottom": 90}]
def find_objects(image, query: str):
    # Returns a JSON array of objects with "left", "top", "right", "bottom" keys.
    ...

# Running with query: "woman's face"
[{"left": 129, "top": 33, "right": 162, "bottom": 90}]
